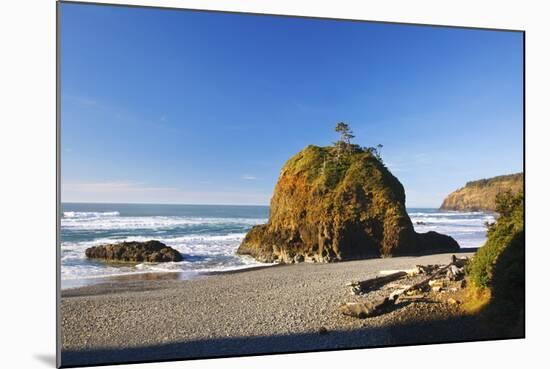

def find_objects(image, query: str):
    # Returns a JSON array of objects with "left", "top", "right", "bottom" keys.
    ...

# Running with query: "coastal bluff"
[
  {"left": 440, "top": 173, "right": 523, "bottom": 212},
  {"left": 237, "top": 145, "right": 458, "bottom": 263}
]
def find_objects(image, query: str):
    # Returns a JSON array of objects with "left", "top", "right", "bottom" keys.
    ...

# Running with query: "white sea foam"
[
  {"left": 61, "top": 215, "right": 267, "bottom": 230},
  {"left": 410, "top": 216, "right": 494, "bottom": 225},
  {"left": 409, "top": 211, "right": 490, "bottom": 217},
  {"left": 60, "top": 206, "right": 495, "bottom": 288},
  {"left": 410, "top": 210, "right": 495, "bottom": 249},
  {"left": 63, "top": 211, "right": 120, "bottom": 219},
  {"left": 60, "top": 230, "right": 268, "bottom": 283},
  {"left": 413, "top": 225, "right": 485, "bottom": 233}
]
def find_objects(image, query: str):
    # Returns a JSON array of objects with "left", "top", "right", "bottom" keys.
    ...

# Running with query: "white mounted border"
[{"left": 2, "top": 1, "right": 549, "bottom": 369}]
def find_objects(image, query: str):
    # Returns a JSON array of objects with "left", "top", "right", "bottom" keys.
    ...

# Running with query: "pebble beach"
[{"left": 60, "top": 251, "right": 494, "bottom": 367}]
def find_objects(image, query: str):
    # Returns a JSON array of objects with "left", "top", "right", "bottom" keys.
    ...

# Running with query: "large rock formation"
[
  {"left": 85, "top": 240, "right": 183, "bottom": 262},
  {"left": 440, "top": 173, "right": 523, "bottom": 212},
  {"left": 237, "top": 145, "right": 458, "bottom": 263}
]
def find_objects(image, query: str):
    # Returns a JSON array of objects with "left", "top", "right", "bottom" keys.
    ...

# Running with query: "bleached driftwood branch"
[{"left": 340, "top": 263, "right": 455, "bottom": 318}]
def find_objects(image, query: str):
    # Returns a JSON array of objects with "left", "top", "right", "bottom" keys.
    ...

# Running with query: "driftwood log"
[
  {"left": 379, "top": 268, "right": 419, "bottom": 276},
  {"left": 347, "top": 271, "right": 407, "bottom": 295},
  {"left": 391, "top": 263, "right": 453, "bottom": 299},
  {"left": 340, "top": 262, "right": 455, "bottom": 318},
  {"left": 339, "top": 297, "right": 395, "bottom": 319}
]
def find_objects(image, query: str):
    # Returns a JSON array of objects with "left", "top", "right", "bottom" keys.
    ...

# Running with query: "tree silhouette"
[
  {"left": 335, "top": 122, "right": 354, "bottom": 146},
  {"left": 334, "top": 122, "right": 354, "bottom": 162}
]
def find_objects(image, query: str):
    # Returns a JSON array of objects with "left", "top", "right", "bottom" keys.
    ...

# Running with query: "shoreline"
[
  {"left": 60, "top": 251, "right": 500, "bottom": 367},
  {"left": 61, "top": 247, "right": 479, "bottom": 291},
  {"left": 60, "top": 263, "right": 281, "bottom": 290}
]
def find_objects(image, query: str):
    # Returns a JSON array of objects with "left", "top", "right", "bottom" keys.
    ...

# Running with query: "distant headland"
[{"left": 440, "top": 173, "right": 523, "bottom": 212}]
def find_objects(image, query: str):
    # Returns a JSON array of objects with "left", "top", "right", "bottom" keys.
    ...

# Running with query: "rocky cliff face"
[
  {"left": 237, "top": 145, "right": 458, "bottom": 263},
  {"left": 440, "top": 173, "right": 523, "bottom": 212}
]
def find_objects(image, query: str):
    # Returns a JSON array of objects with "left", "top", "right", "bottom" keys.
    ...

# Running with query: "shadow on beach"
[
  {"left": 61, "top": 313, "right": 516, "bottom": 368},
  {"left": 60, "top": 248, "right": 524, "bottom": 368}
]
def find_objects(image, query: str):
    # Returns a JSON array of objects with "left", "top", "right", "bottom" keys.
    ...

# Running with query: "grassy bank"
[{"left": 464, "top": 191, "right": 525, "bottom": 337}]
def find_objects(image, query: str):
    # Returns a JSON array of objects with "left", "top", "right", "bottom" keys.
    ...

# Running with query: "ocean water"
[
  {"left": 60, "top": 203, "right": 495, "bottom": 288},
  {"left": 408, "top": 208, "right": 495, "bottom": 248}
]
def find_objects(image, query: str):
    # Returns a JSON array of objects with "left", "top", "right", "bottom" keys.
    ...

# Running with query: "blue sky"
[{"left": 60, "top": 3, "right": 523, "bottom": 207}]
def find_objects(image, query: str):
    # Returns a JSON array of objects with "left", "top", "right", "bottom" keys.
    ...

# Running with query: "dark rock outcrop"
[
  {"left": 440, "top": 173, "right": 523, "bottom": 211},
  {"left": 85, "top": 240, "right": 183, "bottom": 262},
  {"left": 237, "top": 145, "right": 459, "bottom": 263}
]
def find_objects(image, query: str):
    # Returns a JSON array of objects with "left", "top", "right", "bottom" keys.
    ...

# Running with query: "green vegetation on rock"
[
  {"left": 467, "top": 191, "right": 524, "bottom": 288},
  {"left": 238, "top": 123, "right": 459, "bottom": 263},
  {"left": 465, "top": 191, "right": 524, "bottom": 336},
  {"left": 440, "top": 173, "right": 523, "bottom": 211}
]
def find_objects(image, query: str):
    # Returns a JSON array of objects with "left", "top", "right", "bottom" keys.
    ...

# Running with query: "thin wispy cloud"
[
  {"left": 385, "top": 153, "right": 432, "bottom": 174},
  {"left": 385, "top": 161, "right": 407, "bottom": 173},
  {"left": 64, "top": 93, "right": 179, "bottom": 137},
  {"left": 413, "top": 153, "right": 430, "bottom": 163},
  {"left": 60, "top": 11, "right": 523, "bottom": 207},
  {"left": 64, "top": 94, "right": 97, "bottom": 106},
  {"left": 62, "top": 180, "right": 270, "bottom": 205},
  {"left": 63, "top": 181, "right": 179, "bottom": 193}
]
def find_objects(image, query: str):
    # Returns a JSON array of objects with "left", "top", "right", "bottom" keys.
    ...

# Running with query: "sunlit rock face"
[{"left": 238, "top": 145, "right": 459, "bottom": 263}]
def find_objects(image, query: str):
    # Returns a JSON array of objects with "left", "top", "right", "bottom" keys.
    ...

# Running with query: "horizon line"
[
  {"left": 61, "top": 201, "right": 270, "bottom": 207},
  {"left": 60, "top": 201, "right": 439, "bottom": 208}
]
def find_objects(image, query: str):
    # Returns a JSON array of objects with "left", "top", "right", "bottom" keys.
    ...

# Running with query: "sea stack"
[
  {"left": 237, "top": 144, "right": 459, "bottom": 263},
  {"left": 85, "top": 240, "right": 183, "bottom": 263},
  {"left": 440, "top": 173, "right": 523, "bottom": 212}
]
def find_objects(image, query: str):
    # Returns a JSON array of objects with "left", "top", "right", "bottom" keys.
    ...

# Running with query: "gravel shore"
[{"left": 61, "top": 251, "right": 484, "bottom": 367}]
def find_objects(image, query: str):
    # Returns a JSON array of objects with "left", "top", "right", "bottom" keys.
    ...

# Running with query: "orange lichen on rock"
[{"left": 238, "top": 145, "right": 459, "bottom": 263}]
